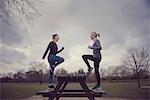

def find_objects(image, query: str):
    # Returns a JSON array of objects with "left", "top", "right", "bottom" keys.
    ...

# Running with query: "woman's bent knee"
[{"left": 61, "top": 57, "right": 64, "bottom": 62}]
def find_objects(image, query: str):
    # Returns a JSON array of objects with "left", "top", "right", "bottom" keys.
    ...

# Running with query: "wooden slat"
[
  {"left": 40, "top": 92, "right": 103, "bottom": 97},
  {"left": 37, "top": 89, "right": 106, "bottom": 96}
]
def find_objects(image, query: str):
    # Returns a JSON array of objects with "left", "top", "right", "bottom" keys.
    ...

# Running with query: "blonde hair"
[{"left": 91, "top": 32, "right": 100, "bottom": 37}]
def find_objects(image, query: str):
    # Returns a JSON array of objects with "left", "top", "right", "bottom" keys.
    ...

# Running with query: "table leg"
[
  {"left": 80, "top": 80, "right": 95, "bottom": 100},
  {"left": 60, "top": 81, "right": 68, "bottom": 93},
  {"left": 49, "top": 81, "right": 64, "bottom": 100},
  {"left": 55, "top": 96, "right": 60, "bottom": 100}
]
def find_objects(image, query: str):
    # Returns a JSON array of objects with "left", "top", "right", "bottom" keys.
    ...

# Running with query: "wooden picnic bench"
[{"left": 37, "top": 75, "right": 106, "bottom": 100}]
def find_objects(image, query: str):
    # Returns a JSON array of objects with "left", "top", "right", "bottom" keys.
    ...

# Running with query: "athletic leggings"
[
  {"left": 82, "top": 55, "right": 101, "bottom": 86},
  {"left": 48, "top": 54, "right": 64, "bottom": 84}
]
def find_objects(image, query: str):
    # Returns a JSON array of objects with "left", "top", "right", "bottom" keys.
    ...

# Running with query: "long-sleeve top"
[
  {"left": 42, "top": 41, "right": 63, "bottom": 59},
  {"left": 91, "top": 39, "right": 102, "bottom": 58}
]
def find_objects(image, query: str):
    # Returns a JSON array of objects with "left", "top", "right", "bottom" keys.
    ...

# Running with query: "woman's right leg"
[
  {"left": 82, "top": 55, "right": 94, "bottom": 68},
  {"left": 82, "top": 55, "right": 94, "bottom": 74}
]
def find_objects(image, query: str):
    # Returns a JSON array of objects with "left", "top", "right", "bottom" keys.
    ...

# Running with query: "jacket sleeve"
[
  {"left": 56, "top": 47, "right": 64, "bottom": 54},
  {"left": 42, "top": 43, "right": 50, "bottom": 59},
  {"left": 91, "top": 40, "right": 102, "bottom": 50}
]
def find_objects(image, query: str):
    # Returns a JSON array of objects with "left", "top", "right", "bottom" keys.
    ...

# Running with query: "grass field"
[{"left": 1, "top": 80, "right": 150, "bottom": 100}]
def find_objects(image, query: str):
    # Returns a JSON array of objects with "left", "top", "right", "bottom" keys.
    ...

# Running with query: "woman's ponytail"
[{"left": 97, "top": 33, "right": 100, "bottom": 37}]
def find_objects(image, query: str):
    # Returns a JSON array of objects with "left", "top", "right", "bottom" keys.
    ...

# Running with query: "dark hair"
[{"left": 52, "top": 34, "right": 58, "bottom": 39}]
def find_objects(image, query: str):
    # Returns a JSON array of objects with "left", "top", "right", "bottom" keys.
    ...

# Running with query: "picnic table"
[{"left": 37, "top": 75, "right": 106, "bottom": 100}]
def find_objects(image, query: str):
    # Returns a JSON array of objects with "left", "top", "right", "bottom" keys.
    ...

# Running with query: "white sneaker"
[
  {"left": 48, "top": 84, "right": 55, "bottom": 90},
  {"left": 92, "top": 86, "right": 103, "bottom": 92}
]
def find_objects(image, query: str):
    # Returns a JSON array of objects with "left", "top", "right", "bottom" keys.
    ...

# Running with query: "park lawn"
[
  {"left": 1, "top": 80, "right": 149, "bottom": 100},
  {"left": 1, "top": 82, "right": 47, "bottom": 100}
]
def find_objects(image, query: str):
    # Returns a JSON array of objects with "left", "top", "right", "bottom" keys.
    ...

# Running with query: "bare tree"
[
  {"left": 77, "top": 68, "right": 85, "bottom": 74},
  {"left": 107, "top": 66, "right": 117, "bottom": 77},
  {"left": 0, "top": 0, "right": 44, "bottom": 24},
  {"left": 29, "top": 61, "right": 47, "bottom": 84},
  {"left": 106, "top": 65, "right": 133, "bottom": 82},
  {"left": 122, "top": 46, "right": 150, "bottom": 87},
  {"left": 112, "top": 65, "right": 132, "bottom": 77},
  {"left": 7, "top": 72, "right": 13, "bottom": 78},
  {"left": 55, "top": 68, "right": 69, "bottom": 77},
  {"left": 100, "top": 68, "right": 106, "bottom": 78},
  {"left": 13, "top": 70, "right": 25, "bottom": 82}
]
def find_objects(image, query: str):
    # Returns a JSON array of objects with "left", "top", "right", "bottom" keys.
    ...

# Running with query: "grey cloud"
[
  {"left": 0, "top": 17, "right": 30, "bottom": 73},
  {"left": 0, "top": 22, "right": 23, "bottom": 46},
  {"left": 0, "top": 19, "right": 31, "bottom": 48},
  {"left": 39, "top": 0, "right": 149, "bottom": 50},
  {"left": 66, "top": 0, "right": 149, "bottom": 49},
  {"left": 0, "top": 46, "right": 26, "bottom": 65}
]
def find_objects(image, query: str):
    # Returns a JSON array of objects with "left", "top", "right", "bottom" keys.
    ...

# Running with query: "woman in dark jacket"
[{"left": 42, "top": 34, "right": 64, "bottom": 89}]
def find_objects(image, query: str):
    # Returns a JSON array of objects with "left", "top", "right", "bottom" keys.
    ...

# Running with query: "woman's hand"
[
  {"left": 61, "top": 47, "right": 64, "bottom": 50},
  {"left": 88, "top": 45, "right": 92, "bottom": 49}
]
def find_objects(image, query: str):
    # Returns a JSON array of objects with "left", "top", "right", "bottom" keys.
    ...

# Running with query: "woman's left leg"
[
  {"left": 94, "top": 59, "right": 101, "bottom": 86},
  {"left": 48, "top": 66, "right": 55, "bottom": 84}
]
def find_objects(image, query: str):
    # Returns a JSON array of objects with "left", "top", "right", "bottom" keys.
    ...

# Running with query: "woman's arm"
[
  {"left": 42, "top": 43, "right": 51, "bottom": 59},
  {"left": 56, "top": 47, "right": 64, "bottom": 54}
]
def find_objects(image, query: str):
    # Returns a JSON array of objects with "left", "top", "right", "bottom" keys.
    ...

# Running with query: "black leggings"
[{"left": 82, "top": 55, "right": 101, "bottom": 86}]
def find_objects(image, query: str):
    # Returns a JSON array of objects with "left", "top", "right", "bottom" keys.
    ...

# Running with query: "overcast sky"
[{"left": 0, "top": 0, "right": 149, "bottom": 74}]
